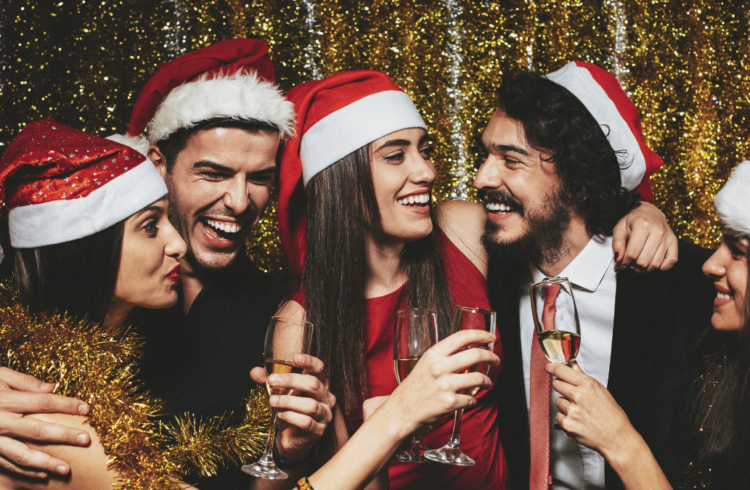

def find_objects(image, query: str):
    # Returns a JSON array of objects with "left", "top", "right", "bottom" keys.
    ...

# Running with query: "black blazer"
[{"left": 488, "top": 240, "right": 715, "bottom": 490}]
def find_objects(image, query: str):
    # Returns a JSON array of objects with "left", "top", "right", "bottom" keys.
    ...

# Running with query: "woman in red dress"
[{"left": 275, "top": 70, "right": 671, "bottom": 489}]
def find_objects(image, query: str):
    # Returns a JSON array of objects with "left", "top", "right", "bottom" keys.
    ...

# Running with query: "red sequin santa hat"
[
  {"left": 0, "top": 118, "right": 167, "bottom": 248},
  {"left": 127, "top": 38, "right": 295, "bottom": 144},
  {"left": 278, "top": 70, "right": 427, "bottom": 277},
  {"left": 545, "top": 61, "right": 662, "bottom": 200}
]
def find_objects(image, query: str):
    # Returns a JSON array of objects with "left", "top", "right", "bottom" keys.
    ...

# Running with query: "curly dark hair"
[{"left": 496, "top": 70, "right": 641, "bottom": 236}]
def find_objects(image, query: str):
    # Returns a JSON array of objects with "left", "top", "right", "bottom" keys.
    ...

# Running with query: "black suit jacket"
[{"left": 489, "top": 240, "right": 714, "bottom": 490}]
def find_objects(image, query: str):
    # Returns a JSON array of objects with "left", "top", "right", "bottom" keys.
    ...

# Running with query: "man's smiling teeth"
[
  {"left": 397, "top": 194, "right": 430, "bottom": 205},
  {"left": 205, "top": 219, "right": 241, "bottom": 234},
  {"left": 485, "top": 202, "right": 512, "bottom": 213},
  {"left": 717, "top": 291, "right": 731, "bottom": 300}
]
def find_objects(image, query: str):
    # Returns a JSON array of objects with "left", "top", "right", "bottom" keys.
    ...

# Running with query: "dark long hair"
[
  {"left": 693, "top": 238, "right": 750, "bottom": 488},
  {"left": 14, "top": 221, "right": 124, "bottom": 323},
  {"left": 497, "top": 71, "right": 641, "bottom": 234},
  {"left": 304, "top": 145, "right": 453, "bottom": 414}
]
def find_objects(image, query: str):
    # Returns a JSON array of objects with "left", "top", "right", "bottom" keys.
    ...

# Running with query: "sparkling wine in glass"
[
  {"left": 530, "top": 277, "right": 581, "bottom": 367},
  {"left": 424, "top": 306, "right": 496, "bottom": 466},
  {"left": 242, "top": 317, "right": 314, "bottom": 479},
  {"left": 393, "top": 308, "right": 439, "bottom": 463}
]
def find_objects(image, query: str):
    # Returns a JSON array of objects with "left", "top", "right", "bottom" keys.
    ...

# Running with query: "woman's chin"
[{"left": 711, "top": 312, "right": 742, "bottom": 332}]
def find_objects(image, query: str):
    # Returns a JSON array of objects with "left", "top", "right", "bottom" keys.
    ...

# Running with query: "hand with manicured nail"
[
  {"left": 250, "top": 353, "right": 336, "bottom": 462},
  {"left": 0, "top": 367, "right": 91, "bottom": 479}
]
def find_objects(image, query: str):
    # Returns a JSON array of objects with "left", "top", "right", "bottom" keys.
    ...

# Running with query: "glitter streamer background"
[{"left": 1, "top": 0, "right": 749, "bottom": 280}]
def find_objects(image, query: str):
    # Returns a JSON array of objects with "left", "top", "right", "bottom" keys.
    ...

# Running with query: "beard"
[{"left": 481, "top": 186, "right": 573, "bottom": 267}]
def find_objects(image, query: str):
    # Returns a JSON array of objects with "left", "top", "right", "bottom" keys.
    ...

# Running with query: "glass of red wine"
[{"left": 530, "top": 277, "right": 581, "bottom": 367}]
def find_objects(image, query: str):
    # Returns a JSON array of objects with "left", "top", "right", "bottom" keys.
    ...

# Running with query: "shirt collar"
[{"left": 529, "top": 235, "right": 615, "bottom": 292}]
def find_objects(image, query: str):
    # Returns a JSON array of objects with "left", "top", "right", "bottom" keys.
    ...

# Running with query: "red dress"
[{"left": 292, "top": 228, "right": 507, "bottom": 489}]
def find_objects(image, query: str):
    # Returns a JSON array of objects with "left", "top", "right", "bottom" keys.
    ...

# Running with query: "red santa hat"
[
  {"left": 715, "top": 160, "right": 750, "bottom": 237},
  {"left": 128, "top": 38, "right": 295, "bottom": 143},
  {"left": 278, "top": 70, "right": 427, "bottom": 277},
  {"left": 545, "top": 61, "right": 662, "bottom": 201},
  {"left": 0, "top": 118, "right": 168, "bottom": 248}
]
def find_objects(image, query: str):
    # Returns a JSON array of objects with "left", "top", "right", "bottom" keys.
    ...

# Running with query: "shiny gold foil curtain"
[{"left": 1, "top": 0, "right": 749, "bottom": 278}]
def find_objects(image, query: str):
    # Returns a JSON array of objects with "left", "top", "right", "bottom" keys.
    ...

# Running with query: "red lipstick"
[{"left": 167, "top": 265, "right": 181, "bottom": 282}]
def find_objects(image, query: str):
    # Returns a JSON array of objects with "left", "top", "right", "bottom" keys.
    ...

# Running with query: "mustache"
[
  {"left": 195, "top": 206, "right": 258, "bottom": 224},
  {"left": 478, "top": 189, "right": 525, "bottom": 216}
]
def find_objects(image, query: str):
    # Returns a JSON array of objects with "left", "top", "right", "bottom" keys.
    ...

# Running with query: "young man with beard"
[
  {"left": 475, "top": 62, "right": 715, "bottom": 490},
  {"left": 0, "top": 40, "right": 334, "bottom": 489}
]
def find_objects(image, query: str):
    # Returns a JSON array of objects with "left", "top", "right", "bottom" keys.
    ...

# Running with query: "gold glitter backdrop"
[{"left": 2, "top": 0, "right": 749, "bottom": 280}]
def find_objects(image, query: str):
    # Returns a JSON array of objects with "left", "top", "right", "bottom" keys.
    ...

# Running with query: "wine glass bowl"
[
  {"left": 242, "top": 317, "right": 314, "bottom": 479},
  {"left": 530, "top": 277, "right": 581, "bottom": 367},
  {"left": 393, "top": 308, "right": 439, "bottom": 463},
  {"left": 424, "top": 305, "right": 496, "bottom": 466}
]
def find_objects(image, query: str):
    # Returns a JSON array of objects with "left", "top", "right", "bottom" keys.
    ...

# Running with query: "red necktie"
[{"left": 529, "top": 283, "right": 561, "bottom": 489}]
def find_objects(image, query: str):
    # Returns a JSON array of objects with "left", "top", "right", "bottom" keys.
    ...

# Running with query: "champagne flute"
[
  {"left": 243, "top": 317, "right": 314, "bottom": 479},
  {"left": 530, "top": 277, "right": 581, "bottom": 367},
  {"left": 424, "top": 306, "right": 496, "bottom": 466},
  {"left": 393, "top": 308, "right": 439, "bottom": 463}
]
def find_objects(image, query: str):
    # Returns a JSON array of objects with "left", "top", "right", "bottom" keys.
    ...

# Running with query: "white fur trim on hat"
[
  {"left": 106, "top": 133, "right": 151, "bottom": 156},
  {"left": 146, "top": 71, "right": 295, "bottom": 143},
  {"left": 9, "top": 160, "right": 168, "bottom": 248},
  {"left": 546, "top": 62, "right": 647, "bottom": 191},
  {"left": 300, "top": 91, "right": 427, "bottom": 185},
  {"left": 715, "top": 160, "right": 750, "bottom": 237}
]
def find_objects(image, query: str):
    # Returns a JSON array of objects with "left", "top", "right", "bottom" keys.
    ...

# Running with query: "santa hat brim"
[
  {"left": 9, "top": 161, "right": 167, "bottom": 248},
  {"left": 715, "top": 160, "right": 750, "bottom": 237},
  {"left": 146, "top": 72, "right": 295, "bottom": 143}
]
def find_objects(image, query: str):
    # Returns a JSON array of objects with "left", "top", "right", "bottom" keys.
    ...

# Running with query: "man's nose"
[
  {"left": 223, "top": 176, "right": 250, "bottom": 215},
  {"left": 473, "top": 156, "right": 503, "bottom": 190}
]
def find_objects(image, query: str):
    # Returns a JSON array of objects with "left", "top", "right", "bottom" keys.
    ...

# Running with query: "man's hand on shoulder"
[
  {"left": 613, "top": 202, "right": 679, "bottom": 272},
  {"left": 0, "top": 367, "right": 91, "bottom": 478}
]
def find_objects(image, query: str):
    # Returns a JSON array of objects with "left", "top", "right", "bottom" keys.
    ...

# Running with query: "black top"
[
  {"left": 132, "top": 253, "right": 287, "bottom": 489},
  {"left": 489, "top": 240, "right": 715, "bottom": 490}
]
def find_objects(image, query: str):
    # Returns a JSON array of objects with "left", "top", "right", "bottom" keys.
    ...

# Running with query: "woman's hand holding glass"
[
  {"left": 385, "top": 329, "right": 500, "bottom": 444},
  {"left": 250, "top": 353, "right": 336, "bottom": 462},
  {"left": 545, "top": 363, "right": 640, "bottom": 461}
]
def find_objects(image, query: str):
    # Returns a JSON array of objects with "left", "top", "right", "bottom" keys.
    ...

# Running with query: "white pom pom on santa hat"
[
  {"left": 128, "top": 38, "right": 295, "bottom": 144},
  {"left": 715, "top": 160, "right": 750, "bottom": 237}
]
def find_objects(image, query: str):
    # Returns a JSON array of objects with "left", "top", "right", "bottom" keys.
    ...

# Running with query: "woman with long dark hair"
[
  {"left": 275, "top": 70, "right": 675, "bottom": 489},
  {"left": 0, "top": 118, "right": 189, "bottom": 489},
  {"left": 543, "top": 160, "right": 750, "bottom": 489}
]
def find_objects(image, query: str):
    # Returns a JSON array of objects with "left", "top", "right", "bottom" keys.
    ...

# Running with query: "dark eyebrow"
[
  {"left": 193, "top": 160, "right": 277, "bottom": 176},
  {"left": 193, "top": 160, "right": 233, "bottom": 173},
  {"left": 484, "top": 142, "right": 530, "bottom": 156},
  {"left": 132, "top": 205, "right": 164, "bottom": 218},
  {"left": 248, "top": 166, "right": 278, "bottom": 176},
  {"left": 374, "top": 139, "right": 411, "bottom": 152}
]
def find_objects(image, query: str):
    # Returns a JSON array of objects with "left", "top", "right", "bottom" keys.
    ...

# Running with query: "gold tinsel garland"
[{"left": 0, "top": 280, "right": 270, "bottom": 489}]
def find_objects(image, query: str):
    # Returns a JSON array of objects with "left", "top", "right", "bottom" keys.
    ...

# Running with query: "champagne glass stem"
[
  {"left": 258, "top": 407, "right": 278, "bottom": 464},
  {"left": 447, "top": 409, "right": 464, "bottom": 447}
]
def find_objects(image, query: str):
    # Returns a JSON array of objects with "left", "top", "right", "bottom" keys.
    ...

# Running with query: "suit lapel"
[
  {"left": 607, "top": 267, "right": 670, "bottom": 423},
  {"left": 488, "top": 258, "right": 530, "bottom": 489}
]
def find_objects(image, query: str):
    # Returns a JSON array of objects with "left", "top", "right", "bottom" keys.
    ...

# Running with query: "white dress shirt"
[{"left": 519, "top": 235, "right": 617, "bottom": 490}]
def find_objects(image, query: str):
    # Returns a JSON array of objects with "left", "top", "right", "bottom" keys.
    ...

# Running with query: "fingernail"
[
  {"left": 78, "top": 403, "right": 90, "bottom": 415},
  {"left": 55, "top": 465, "right": 68, "bottom": 475},
  {"left": 269, "top": 395, "right": 279, "bottom": 406},
  {"left": 268, "top": 374, "right": 279, "bottom": 385},
  {"left": 34, "top": 472, "right": 47, "bottom": 479},
  {"left": 76, "top": 433, "right": 89, "bottom": 445},
  {"left": 40, "top": 382, "right": 54, "bottom": 391}
]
